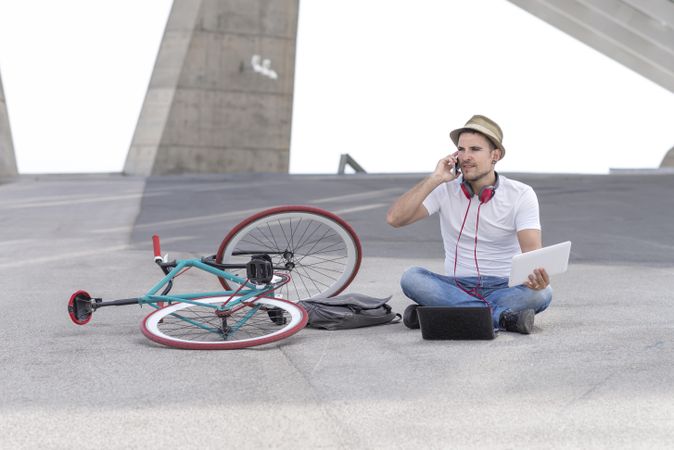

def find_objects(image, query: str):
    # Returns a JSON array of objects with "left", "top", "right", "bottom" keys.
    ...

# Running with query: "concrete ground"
[{"left": 1, "top": 172, "right": 673, "bottom": 449}]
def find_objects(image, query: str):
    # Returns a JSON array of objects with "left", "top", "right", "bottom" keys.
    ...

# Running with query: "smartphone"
[{"left": 452, "top": 154, "right": 461, "bottom": 176}]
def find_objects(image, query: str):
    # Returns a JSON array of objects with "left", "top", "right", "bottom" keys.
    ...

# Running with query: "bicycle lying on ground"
[{"left": 67, "top": 206, "right": 362, "bottom": 349}]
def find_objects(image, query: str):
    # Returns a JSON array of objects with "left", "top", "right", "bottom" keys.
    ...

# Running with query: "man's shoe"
[
  {"left": 403, "top": 304, "right": 420, "bottom": 329},
  {"left": 499, "top": 309, "right": 535, "bottom": 334}
]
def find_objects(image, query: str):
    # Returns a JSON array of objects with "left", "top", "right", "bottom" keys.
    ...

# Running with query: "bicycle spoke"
[
  {"left": 277, "top": 219, "right": 291, "bottom": 251},
  {"left": 296, "top": 264, "right": 330, "bottom": 290},
  {"left": 298, "top": 263, "right": 340, "bottom": 283},
  {"left": 240, "top": 235, "right": 276, "bottom": 252},
  {"left": 252, "top": 226, "right": 279, "bottom": 251},
  {"left": 296, "top": 242, "right": 346, "bottom": 264},
  {"left": 296, "top": 228, "right": 332, "bottom": 262},
  {"left": 301, "top": 254, "right": 348, "bottom": 266},
  {"left": 293, "top": 232, "right": 338, "bottom": 253},
  {"left": 290, "top": 263, "right": 313, "bottom": 297},
  {"left": 266, "top": 222, "right": 282, "bottom": 251},
  {"left": 299, "top": 263, "right": 344, "bottom": 276},
  {"left": 294, "top": 221, "right": 322, "bottom": 253},
  {"left": 289, "top": 275, "right": 301, "bottom": 300},
  {"left": 291, "top": 218, "right": 312, "bottom": 251},
  {"left": 289, "top": 217, "right": 296, "bottom": 251}
]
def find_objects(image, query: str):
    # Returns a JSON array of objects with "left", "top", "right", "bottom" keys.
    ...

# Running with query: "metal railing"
[{"left": 337, "top": 154, "right": 366, "bottom": 175}]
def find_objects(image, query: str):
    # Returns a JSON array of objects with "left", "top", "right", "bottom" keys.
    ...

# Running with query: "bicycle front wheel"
[
  {"left": 216, "top": 206, "right": 362, "bottom": 300},
  {"left": 140, "top": 296, "right": 307, "bottom": 350}
]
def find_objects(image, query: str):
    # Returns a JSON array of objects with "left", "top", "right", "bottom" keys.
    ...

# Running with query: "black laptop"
[{"left": 417, "top": 306, "right": 495, "bottom": 340}]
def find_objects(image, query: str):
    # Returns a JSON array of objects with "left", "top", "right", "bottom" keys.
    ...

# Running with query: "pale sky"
[{"left": 0, "top": 0, "right": 673, "bottom": 175}]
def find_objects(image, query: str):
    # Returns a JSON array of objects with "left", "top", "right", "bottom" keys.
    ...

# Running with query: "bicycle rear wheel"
[
  {"left": 216, "top": 206, "right": 362, "bottom": 301},
  {"left": 140, "top": 296, "right": 307, "bottom": 350}
]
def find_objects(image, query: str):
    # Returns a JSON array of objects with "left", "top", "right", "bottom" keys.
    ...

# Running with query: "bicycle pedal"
[{"left": 267, "top": 308, "right": 287, "bottom": 325}]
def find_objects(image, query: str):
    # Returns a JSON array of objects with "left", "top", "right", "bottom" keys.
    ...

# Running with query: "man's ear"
[{"left": 492, "top": 148, "right": 503, "bottom": 163}]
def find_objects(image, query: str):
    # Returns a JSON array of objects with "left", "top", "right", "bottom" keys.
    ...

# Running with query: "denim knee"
[
  {"left": 400, "top": 266, "right": 424, "bottom": 289},
  {"left": 533, "top": 285, "right": 553, "bottom": 313},
  {"left": 400, "top": 266, "right": 428, "bottom": 298}
]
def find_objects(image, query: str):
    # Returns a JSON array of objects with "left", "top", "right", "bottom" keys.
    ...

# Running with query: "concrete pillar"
[
  {"left": 124, "top": 0, "right": 299, "bottom": 175},
  {"left": 661, "top": 146, "right": 674, "bottom": 168},
  {"left": 0, "top": 70, "right": 18, "bottom": 177}
]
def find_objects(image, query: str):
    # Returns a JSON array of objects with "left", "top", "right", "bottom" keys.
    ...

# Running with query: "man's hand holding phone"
[{"left": 433, "top": 152, "right": 460, "bottom": 182}]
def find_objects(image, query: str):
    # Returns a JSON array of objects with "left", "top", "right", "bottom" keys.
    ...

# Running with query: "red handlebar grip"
[{"left": 152, "top": 235, "right": 161, "bottom": 258}]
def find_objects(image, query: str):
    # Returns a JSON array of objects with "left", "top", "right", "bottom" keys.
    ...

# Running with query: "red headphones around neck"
[{"left": 460, "top": 171, "right": 500, "bottom": 204}]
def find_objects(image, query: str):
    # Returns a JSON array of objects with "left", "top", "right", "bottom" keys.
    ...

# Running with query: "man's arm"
[
  {"left": 386, "top": 176, "right": 437, "bottom": 227},
  {"left": 517, "top": 228, "right": 542, "bottom": 253},
  {"left": 517, "top": 228, "right": 550, "bottom": 290},
  {"left": 386, "top": 154, "right": 459, "bottom": 228}
]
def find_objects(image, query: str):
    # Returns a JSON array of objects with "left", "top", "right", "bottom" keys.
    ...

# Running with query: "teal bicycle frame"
[
  {"left": 86, "top": 256, "right": 288, "bottom": 338},
  {"left": 142, "top": 258, "right": 274, "bottom": 311}
]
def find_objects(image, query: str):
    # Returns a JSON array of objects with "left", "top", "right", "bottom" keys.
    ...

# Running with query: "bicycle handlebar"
[{"left": 152, "top": 235, "right": 162, "bottom": 261}]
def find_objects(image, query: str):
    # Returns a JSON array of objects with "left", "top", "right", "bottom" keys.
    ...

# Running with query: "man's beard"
[{"left": 462, "top": 166, "right": 494, "bottom": 184}]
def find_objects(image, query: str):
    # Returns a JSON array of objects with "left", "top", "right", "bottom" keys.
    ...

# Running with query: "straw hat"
[{"left": 449, "top": 115, "right": 506, "bottom": 158}]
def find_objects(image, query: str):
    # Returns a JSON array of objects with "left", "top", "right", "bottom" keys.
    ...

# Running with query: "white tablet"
[{"left": 508, "top": 241, "right": 572, "bottom": 287}]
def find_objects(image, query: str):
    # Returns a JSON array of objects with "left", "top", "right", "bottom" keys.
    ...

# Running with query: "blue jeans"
[{"left": 400, "top": 266, "right": 553, "bottom": 330}]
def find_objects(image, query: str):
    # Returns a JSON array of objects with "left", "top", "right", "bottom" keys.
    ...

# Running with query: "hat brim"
[{"left": 450, "top": 126, "right": 506, "bottom": 157}]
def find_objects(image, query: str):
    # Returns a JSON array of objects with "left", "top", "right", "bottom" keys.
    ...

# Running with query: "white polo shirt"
[{"left": 422, "top": 175, "right": 540, "bottom": 278}]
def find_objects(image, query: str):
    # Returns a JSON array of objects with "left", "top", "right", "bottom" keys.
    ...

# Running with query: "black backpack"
[{"left": 299, "top": 294, "right": 401, "bottom": 330}]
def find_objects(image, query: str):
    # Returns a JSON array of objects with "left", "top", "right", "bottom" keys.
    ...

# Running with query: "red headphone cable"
[{"left": 453, "top": 198, "right": 491, "bottom": 311}]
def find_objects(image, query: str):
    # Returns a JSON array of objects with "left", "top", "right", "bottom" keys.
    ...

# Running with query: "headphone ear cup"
[
  {"left": 479, "top": 186, "right": 495, "bottom": 204},
  {"left": 460, "top": 182, "right": 473, "bottom": 199}
]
